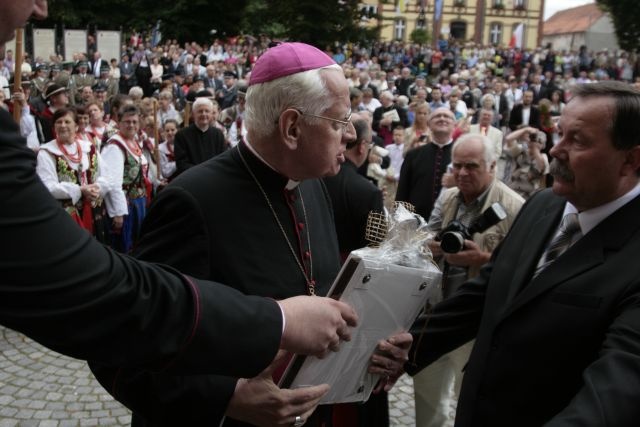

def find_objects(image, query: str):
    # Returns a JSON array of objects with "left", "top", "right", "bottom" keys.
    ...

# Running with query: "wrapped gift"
[{"left": 280, "top": 204, "right": 442, "bottom": 404}]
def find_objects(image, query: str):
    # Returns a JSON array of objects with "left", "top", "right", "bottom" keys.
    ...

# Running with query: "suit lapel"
[
  {"left": 501, "top": 192, "right": 640, "bottom": 322},
  {"left": 503, "top": 232, "right": 603, "bottom": 320},
  {"left": 502, "top": 196, "right": 564, "bottom": 307}
]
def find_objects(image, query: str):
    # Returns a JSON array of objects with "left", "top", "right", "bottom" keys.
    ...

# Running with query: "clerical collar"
[
  {"left": 432, "top": 138, "right": 453, "bottom": 148},
  {"left": 242, "top": 138, "right": 300, "bottom": 190},
  {"left": 195, "top": 124, "right": 209, "bottom": 133}
]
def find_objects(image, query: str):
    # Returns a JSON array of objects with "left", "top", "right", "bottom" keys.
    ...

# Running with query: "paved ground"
[
  {"left": 388, "top": 374, "right": 417, "bottom": 427},
  {"left": 0, "top": 326, "right": 131, "bottom": 426},
  {"left": 0, "top": 326, "right": 416, "bottom": 426}
]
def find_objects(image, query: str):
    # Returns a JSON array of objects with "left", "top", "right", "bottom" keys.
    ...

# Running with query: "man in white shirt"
[
  {"left": 505, "top": 78, "right": 523, "bottom": 112},
  {"left": 508, "top": 90, "right": 541, "bottom": 131}
]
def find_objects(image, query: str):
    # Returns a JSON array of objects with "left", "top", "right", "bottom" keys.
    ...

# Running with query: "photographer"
[
  {"left": 413, "top": 133, "right": 524, "bottom": 427},
  {"left": 503, "top": 126, "right": 549, "bottom": 198}
]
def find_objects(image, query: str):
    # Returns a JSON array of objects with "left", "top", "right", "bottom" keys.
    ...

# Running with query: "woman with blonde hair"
[{"left": 404, "top": 101, "right": 431, "bottom": 154}]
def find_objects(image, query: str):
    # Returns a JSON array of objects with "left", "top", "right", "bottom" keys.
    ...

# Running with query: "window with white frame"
[
  {"left": 490, "top": 22, "right": 502, "bottom": 45},
  {"left": 394, "top": 19, "right": 406, "bottom": 41}
]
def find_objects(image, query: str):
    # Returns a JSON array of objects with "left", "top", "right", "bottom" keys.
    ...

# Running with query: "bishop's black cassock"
[{"left": 90, "top": 141, "right": 341, "bottom": 426}]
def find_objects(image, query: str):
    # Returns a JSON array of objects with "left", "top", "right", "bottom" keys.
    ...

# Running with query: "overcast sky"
[{"left": 544, "top": 0, "right": 594, "bottom": 20}]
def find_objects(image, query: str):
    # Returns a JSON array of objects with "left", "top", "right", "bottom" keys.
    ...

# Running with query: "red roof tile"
[{"left": 543, "top": 3, "right": 604, "bottom": 36}]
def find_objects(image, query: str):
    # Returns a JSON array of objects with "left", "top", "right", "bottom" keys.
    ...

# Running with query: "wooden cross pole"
[
  {"left": 12, "top": 28, "right": 25, "bottom": 123},
  {"left": 152, "top": 100, "right": 161, "bottom": 179}
]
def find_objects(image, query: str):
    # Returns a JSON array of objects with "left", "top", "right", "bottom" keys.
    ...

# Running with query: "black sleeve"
[
  {"left": 369, "top": 186, "right": 384, "bottom": 214},
  {"left": 214, "top": 127, "right": 227, "bottom": 154},
  {"left": 531, "top": 108, "right": 542, "bottom": 130},
  {"left": 0, "top": 109, "right": 281, "bottom": 376},
  {"left": 398, "top": 107, "right": 409, "bottom": 128},
  {"left": 372, "top": 107, "right": 383, "bottom": 133},
  {"left": 508, "top": 106, "right": 519, "bottom": 131},
  {"left": 173, "top": 129, "right": 194, "bottom": 174},
  {"left": 395, "top": 150, "right": 413, "bottom": 202},
  {"left": 91, "top": 178, "right": 250, "bottom": 425},
  {"left": 380, "top": 155, "right": 391, "bottom": 169},
  {"left": 499, "top": 96, "right": 510, "bottom": 127},
  {"left": 89, "top": 364, "right": 237, "bottom": 426},
  {"left": 406, "top": 261, "right": 489, "bottom": 375}
]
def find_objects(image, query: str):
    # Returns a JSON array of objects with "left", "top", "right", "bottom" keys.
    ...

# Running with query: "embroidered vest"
[
  {"left": 42, "top": 143, "right": 98, "bottom": 215},
  {"left": 106, "top": 134, "right": 148, "bottom": 200}
]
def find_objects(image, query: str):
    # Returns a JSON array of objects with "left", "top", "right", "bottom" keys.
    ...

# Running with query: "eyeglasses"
[{"left": 298, "top": 109, "right": 352, "bottom": 132}]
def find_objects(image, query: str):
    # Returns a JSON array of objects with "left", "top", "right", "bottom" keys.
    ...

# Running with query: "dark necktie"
[{"left": 535, "top": 213, "right": 581, "bottom": 276}]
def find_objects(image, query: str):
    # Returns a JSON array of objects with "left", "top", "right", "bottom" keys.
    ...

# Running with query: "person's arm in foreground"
[{"left": 0, "top": 109, "right": 357, "bottom": 376}]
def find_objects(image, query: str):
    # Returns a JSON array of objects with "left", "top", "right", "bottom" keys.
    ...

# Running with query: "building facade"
[
  {"left": 542, "top": 3, "right": 618, "bottom": 52},
  {"left": 361, "top": 0, "right": 545, "bottom": 49}
]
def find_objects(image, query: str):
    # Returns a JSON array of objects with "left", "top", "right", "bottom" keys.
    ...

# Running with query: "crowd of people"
[
  {"left": 4, "top": 33, "right": 640, "bottom": 250},
  {"left": 4, "top": 6, "right": 640, "bottom": 425},
  {"left": 2, "top": 4, "right": 366, "bottom": 427}
]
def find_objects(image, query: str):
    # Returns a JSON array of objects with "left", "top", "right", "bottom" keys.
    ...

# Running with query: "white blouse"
[
  {"left": 158, "top": 141, "right": 176, "bottom": 179},
  {"left": 101, "top": 134, "right": 149, "bottom": 217},
  {"left": 36, "top": 139, "right": 110, "bottom": 204}
]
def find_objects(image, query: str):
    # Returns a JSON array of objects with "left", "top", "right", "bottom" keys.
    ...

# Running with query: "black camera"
[{"left": 435, "top": 202, "right": 507, "bottom": 253}]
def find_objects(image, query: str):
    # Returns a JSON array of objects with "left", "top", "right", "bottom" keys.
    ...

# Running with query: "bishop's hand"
[{"left": 225, "top": 351, "right": 328, "bottom": 427}]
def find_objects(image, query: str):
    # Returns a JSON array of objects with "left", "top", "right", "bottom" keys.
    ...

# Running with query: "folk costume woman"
[
  {"left": 101, "top": 104, "right": 151, "bottom": 253},
  {"left": 75, "top": 105, "right": 100, "bottom": 147},
  {"left": 36, "top": 108, "right": 109, "bottom": 237},
  {"left": 158, "top": 118, "right": 178, "bottom": 181},
  {"left": 85, "top": 101, "right": 113, "bottom": 149}
]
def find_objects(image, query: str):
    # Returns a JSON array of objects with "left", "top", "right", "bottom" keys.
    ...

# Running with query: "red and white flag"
[{"left": 509, "top": 23, "right": 524, "bottom": 49}]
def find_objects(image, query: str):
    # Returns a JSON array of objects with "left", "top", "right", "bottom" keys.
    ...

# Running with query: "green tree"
[
  {"left": 242, "top": 0, "right": 379, "bottom": 48},
  {"left": 42, "top": 0, "right": 248, "bottom": 42},
  {"left": 410, "top": 28, "right": 430, "bottom": 45},
  {"left": 154, "top": 0, "right": 248, "bottom": 41},
  {"left": 43, "top": 0, "right": 153, "bottom": 30},
  {"left": 41, "top": 0, "right": 376, "bottom": 46},
  {"left": 596, "top": 0, "right": 640, "bottom": 52}
]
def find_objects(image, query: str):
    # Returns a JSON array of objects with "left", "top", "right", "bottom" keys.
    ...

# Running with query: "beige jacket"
[{"left": 439, "top": 179, "right": 524, "bottom": 278}]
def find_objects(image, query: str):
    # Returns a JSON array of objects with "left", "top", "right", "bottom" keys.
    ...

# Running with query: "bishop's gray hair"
[{"left": 244, "top": 64, "right": 342, "bottom": 139}]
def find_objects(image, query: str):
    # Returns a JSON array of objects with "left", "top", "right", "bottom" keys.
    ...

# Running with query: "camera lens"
[{"left": 440, "top": 231, "right": 465, "bottom": 253}]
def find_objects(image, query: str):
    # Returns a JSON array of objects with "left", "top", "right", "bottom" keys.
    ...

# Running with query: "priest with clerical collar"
[
  {"left": 173, "top": 96, "right": 226, "bottom": 175},
  {"left": 90, "top": 42, "right": 411, "bottom": 427}
]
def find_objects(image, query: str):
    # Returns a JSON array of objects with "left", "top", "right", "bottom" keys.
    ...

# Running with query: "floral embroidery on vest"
[{"left": 107, "top": 136, "right": 147, "bottom": 200}]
